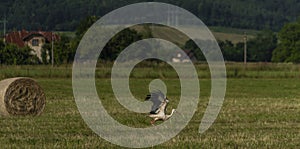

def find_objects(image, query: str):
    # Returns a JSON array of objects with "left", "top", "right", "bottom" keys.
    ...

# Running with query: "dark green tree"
[
  {"left": 67, "top": 16, "right": 99, "bottom": 62},
  {"left": 100, "top": 28, "right": 143, "bottom": 61},
  {"left": 272, "top": 20, "right": 300, "bottom": 63},
  {"left": 219, "top": 40, "right": 243, "bottom": 62},
  {"left": 183, "top": 39, "right": 205, "bottom": 61},
  {"left": 42, "top": 34, "right": 73, "bottom": 65},
  {"left": 141, "top": 24, "right": 153, "bottom": 39},
  {"left": 3, "top": 0, "right": 299, "bottom": 31},
  {"left": 248, "top": 30, "right": 277, "bottom": 62},
  {"left": 0, "top": 44, "right": 40, "bottom": 65},
  {"left": 75, "top": 15, "right": 99, "bottom": 38}
]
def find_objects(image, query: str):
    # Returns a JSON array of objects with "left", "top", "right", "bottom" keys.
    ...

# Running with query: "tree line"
[
  {"left": 0, "top": 42, "right": 40, "bottom": 65},
  {"left": 185, "top": 21, "right": 300, "bottom": 63},
  {"left": 0, "top": 17, "right": 299, "bottom": 65},
  {"left": 0, "top": 0, "right": 299, "bottom": 32}
]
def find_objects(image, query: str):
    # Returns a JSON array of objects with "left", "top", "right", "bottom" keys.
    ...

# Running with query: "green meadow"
[{"left": 0, "top": 63, "right": 300, "bottom": 148}]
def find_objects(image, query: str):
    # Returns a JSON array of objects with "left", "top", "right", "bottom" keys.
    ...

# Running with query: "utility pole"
[
  {"left": 51, "top": 32, "right": 54, "bottom": 67},
  {"left": 243, "top": 32, "right": 247, "bottom": 65},
  {"left": 0, "top": 15, "right": 8, "bottom": 37},
  {"left": 175, "top": 7, "right": 178, "bottom": 26}
]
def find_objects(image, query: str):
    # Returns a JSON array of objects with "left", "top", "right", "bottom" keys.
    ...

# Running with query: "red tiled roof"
[{"left": 4, "top": 30, "right": 60, "bottom": 47}]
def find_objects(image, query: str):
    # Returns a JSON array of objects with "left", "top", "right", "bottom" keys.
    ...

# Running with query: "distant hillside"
[
  {"left": 132, "top": 25, "right": 255, "bottom": 46},
  {"left": 0, "top": 0, "right": 299, "bottom": 32}
]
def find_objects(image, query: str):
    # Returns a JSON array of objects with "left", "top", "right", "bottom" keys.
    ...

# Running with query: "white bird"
[{"left": 145, "top": 90, "right": 176, "bottom": 125}]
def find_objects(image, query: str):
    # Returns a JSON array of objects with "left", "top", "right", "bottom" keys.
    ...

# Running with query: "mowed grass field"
[{"left": 0, "top": 63, "right": 300, "bottom": 148}]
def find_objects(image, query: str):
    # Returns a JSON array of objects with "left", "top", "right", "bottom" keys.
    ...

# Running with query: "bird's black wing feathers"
[{"left": 145, "top": 90, "right": 166, "bottom": 114}]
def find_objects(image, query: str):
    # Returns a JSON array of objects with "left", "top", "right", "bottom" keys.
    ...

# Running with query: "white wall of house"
[{"left": 24, "top": 36, "right": 46, "bottom": 60}]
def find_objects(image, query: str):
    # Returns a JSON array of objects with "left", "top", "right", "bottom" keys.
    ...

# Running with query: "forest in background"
[
  {"left": 0, "top": 0, "right": 299, "bottom": 31},
  {"left": 0, "top": 1, "right": 299, "bottom": 64},
  {"left": 1, "top": 18, "right": 299, "bottom": 65}
]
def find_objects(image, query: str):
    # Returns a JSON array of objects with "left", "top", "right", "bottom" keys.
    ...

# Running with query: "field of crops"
[
  {"left": 1, "top": 62, "right": 300, "bottom": 80},
  {"left": 0, "top": 63, "right": 300, "bottom": 148}
]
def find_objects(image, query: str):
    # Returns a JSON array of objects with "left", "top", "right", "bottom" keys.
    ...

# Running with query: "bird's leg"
[
  {"left": 151, "top": 118, "right": 160, "bottom": 126},
  {"left": 150, "top": 119, "right": 155, "bottom": 126}
]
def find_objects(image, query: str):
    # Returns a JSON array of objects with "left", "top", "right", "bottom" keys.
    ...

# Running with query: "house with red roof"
[{"left": 4, "top": 30, "right": 60, "bottom": 60}]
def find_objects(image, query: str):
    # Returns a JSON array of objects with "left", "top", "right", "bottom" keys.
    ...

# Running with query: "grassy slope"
[
  {"left": 210, "top": 26, "right": 257, "bottom": 44},
  {"left": 56, "top": 25, "right": 258, "bottom": 46},
  {"left": 131, "top": 25, "right": 257, "bottom": 46}
]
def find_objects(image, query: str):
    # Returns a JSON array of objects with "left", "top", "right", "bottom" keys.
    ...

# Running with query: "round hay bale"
[{"left": 0, "top": 77, "right": 46, "bottom": 116}]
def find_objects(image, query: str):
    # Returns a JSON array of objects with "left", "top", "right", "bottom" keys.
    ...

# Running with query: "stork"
[{"left": 145, "top": 90, "right": 176, "bottom": 125}]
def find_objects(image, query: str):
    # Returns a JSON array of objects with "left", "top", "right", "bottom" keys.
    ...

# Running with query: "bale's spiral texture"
[{"left": 0, "top": 78, "right": 45, "bottom": 116}]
